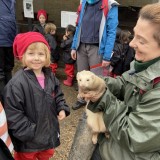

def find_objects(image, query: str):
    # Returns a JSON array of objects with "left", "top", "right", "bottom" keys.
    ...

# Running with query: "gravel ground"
[
  {"left": 52, "top": 67, "right": 85, "bottom": 160},
  {"left": 13, "top": 61, "right": 85, "bottom": 160}
]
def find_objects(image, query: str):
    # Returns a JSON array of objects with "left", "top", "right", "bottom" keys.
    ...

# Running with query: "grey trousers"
[
  {"left": 76, "top": 43, "right": 102, "bottom": 103},
  {"left": 77, "top": 43, "right": 102, "bottom": 72}
]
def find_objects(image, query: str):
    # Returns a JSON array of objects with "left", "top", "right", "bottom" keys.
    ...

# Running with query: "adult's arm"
[
  {"left": 88, "top": 76, "right": 160, "bottom": 153},
  {"left": 103, "top": 6, "right": 118, "bottom": 61}
]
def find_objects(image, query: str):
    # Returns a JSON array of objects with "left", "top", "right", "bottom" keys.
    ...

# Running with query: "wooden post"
[
  {"left": 68, "top": 112, "right": 96, "bottom": 160},
  {"left": 27, "top": 18, "right": 32, "bottom": 31}
]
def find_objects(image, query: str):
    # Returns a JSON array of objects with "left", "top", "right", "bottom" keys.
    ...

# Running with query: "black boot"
[{"left": 72, "top": 100, "right": 86, "bottom": 110}]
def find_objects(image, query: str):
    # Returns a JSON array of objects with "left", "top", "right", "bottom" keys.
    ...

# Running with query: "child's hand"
[
  {"left": 63, "top": 35, "right": 68, "bottom": 40},
  {"left": 58, "top": 110, "right": 66, "bottom": 120}
]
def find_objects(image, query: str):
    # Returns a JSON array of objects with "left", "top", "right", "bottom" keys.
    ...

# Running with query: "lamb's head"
[{"left": 77, "top": 70, "right": 96, "bottom": 91}]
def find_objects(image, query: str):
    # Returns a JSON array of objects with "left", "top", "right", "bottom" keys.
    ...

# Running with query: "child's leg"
[
  {"left": 50, "top": 63, "right": 58, "bottom": 74},
  {"left": 63, "top": 64, "right": 74, "bottom": 86},
  {"left": 14, "top": 151, "right": 37, "bottom": 160},
  {"left": 64, "top": 63, "right": 74, "bottom": 77},
  {"left": 36, "top": 149, "right": 54, "bottom": 160}
]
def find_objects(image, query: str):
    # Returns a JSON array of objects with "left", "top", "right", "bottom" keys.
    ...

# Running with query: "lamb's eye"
[
  {"left": 79, "top": 79, "right": 81, "bottom": 81},
  {"left": 87, "top": 79, "right": 89, "bottom": 81}
]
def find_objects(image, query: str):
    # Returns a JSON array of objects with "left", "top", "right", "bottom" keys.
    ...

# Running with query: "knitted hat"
[
  {"left": 37, "top": 9, "right": 47, "bottom": 20},
  {"left": 13, "top": 32, "right": 50, "bottom": 60}
]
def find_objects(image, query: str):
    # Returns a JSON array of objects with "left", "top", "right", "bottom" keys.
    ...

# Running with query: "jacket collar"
[
  {"left": 122, "top": 60, "right": 160, "bottom": 91},
  {"left": 130, "top": 60, "right": 160, "bottom": 81},
  {"left": 23, "top": 67, "right": 52, "bottom": 79}
]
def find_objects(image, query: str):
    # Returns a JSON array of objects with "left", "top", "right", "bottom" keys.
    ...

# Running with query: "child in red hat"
[
  {"left": 3, "top": 32, "right": 70, "bottom": 160},
  {"left": 33, "top": 9, "right": 47, "bottom": 35}
]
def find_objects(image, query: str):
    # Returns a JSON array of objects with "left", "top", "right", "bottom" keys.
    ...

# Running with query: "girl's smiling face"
[{"left": 23, "top": 43, "right": 47, "bottom": 75}]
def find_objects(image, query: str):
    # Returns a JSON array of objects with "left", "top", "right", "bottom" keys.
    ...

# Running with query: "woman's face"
[{"left": 130, "top": 17, "right": 160, "bottom": 62}]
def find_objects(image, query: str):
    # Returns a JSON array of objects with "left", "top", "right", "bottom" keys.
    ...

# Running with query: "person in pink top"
[{"left": 2, "top": 32, "right": 70, "bottom": 160}]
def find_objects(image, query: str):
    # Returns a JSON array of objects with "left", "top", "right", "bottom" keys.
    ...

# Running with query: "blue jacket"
[
  {"left": 0, "top": 0, "right": 17, "bottom": 47},
  {"left": 71, "top": 0, "right": 119, "bottom": 61}
]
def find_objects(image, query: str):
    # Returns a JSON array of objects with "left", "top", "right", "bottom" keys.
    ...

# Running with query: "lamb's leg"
[{"left": 92, "top": 132, "right": 98, "bottom": 144}]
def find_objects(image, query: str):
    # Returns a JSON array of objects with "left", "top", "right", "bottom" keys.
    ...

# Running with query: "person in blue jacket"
[
  {"left": 0, "top": 0, "right": 17, "bottom": 100},
  {"left": 71, "top": 0, "right": 119, "bottom": 110}
]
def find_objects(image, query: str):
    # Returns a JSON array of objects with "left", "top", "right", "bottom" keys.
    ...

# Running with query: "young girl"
[
  {"left": 33, "top": 9, "right": 47, "bottom": 35},
  {"left": 3, "top": 32, "right": 70, "bottom": 160},
  {"left": 60, "top": 24, "right": 76, "bottom": 86},
  {"left": 44, "top": 23, "right": 59, "bottom": 74}
]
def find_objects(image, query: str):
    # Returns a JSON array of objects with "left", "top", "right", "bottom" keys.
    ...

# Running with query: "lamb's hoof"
[
  {"left": 105, "top": 132, "right": 110, "bottom": 139},
  {"left": 92, "top": 137, "right": 97, "bottom": 144}
]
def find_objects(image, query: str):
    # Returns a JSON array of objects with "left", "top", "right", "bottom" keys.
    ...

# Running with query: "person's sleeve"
[
  {"left": 60, "top": 40, "right": 66, "bottom": 48},
  {"left": 88, "top": 82, "right": 160, "bottom": 153},
  {"left": 110, "top": 54, "right": 121, "bottom": 66},
  {"left": 54, "top": 77, "right": 70, "bottom": 116},
  {"left": 3, "top": 84, "right": 36, "bottom": 142},
  {"left": 60, "top": 38, "right": 72, "bottom": 49},
  {"left": 103, "top": 76, "right": 126, "bottom": 100},
  {"left": 51, "top": 37, "right": 57, "bottom": 50},
  {"left": 71, "top": 25, "right": 79, "bottom": 50},
  {"left": 71, "top": 1, "right": 85, "bottom": 50},
  {"left": 32, "top": 25, "right": 38, "bottom": 32},
  {"left": 103, "top": 6, "right": 118, "bottom": 61}
]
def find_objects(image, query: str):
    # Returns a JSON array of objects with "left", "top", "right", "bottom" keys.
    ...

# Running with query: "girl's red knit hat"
[
  {"left": 37, "top": 9, "right": 47, "bottom": 20},
  {"left": 13, "top": 32, "right": 50, "bottom": 60}
]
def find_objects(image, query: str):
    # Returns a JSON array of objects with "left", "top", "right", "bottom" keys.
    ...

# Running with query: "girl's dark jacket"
[
  {"left": 60, "top": 36, "right": 76, "bottom": 64},
  {"left": 2, "top": 68, "right": 70, "bottom": 152}
]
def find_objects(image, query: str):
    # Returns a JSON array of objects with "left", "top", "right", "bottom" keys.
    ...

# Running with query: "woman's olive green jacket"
[{"left": 88, "top": 60, "right": 160, "bottom": 160}]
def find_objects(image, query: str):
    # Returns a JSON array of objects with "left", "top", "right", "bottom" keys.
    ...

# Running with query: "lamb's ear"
[
  {"left": 76, "top": 72, "right": 80, "bottom": 80},
  {"left": 91, "top": 74, "right": 95, "bottom": 80}
]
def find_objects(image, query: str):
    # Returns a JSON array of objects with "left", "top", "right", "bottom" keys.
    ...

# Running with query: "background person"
[
  {"left": 110, "top": 29, "right": 135, "bottom": 77},
  {"left": 71, "top": 0, "right": 119, "bottom": 110},
  {"left": 60, "top": 24, "right": 76, "bottom": 87},
  {"left": 33, "top": 9, "right": 47, "bottom": 36},
  {"left": 0, "top": 0, "right": 17, "bottom": 100},
  {"left": 44, "top": 23, "right": 59, "bottom": 74}
]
